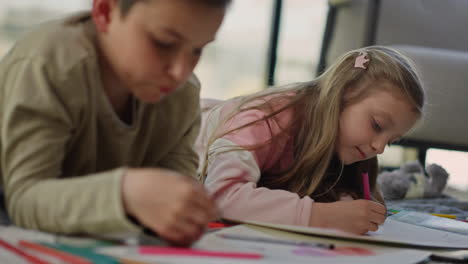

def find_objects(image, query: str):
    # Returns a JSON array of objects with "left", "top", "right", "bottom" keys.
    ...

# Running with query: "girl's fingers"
[
  {"left": 368, "top": 221, "right": 380, "bottom": 232},
  {"left": 369, "top": 211, "right": 386, "bottom": 225},
  {"left": 369, "top": 201, "right": 387, "bottom": 215}
]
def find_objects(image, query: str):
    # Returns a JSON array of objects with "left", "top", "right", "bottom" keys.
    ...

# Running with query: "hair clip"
[{"left": 354, "top": 51, "right": 370, "bottom": 69}]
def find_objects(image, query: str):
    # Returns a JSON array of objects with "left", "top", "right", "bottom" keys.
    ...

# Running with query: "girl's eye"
[
  {"left": 153, "top": 39, "right": 174, "bottom": 50},
  {"left": 372, "top": 119, "right": 382, "bottom": 132}
]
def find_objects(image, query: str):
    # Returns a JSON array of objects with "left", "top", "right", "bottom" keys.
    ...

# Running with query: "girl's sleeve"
[{"left": 204, "top": 108, "right": 313, "bottom": 226}]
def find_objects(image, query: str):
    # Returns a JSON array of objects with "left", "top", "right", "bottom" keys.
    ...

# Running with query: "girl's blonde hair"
[{"left": 200, "top": 46, "right": 424, "bottom": 203}]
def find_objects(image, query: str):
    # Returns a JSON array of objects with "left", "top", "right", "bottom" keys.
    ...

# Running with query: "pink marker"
[
  {"left": 139, "top": 247, "right": 263, "bottom": 260},
  {"left": 362, "top": 172, "right": 371, "bottom": 200}
]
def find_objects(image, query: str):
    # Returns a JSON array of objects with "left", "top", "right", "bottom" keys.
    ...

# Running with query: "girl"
[
  {"left": 0, "top": 0, "right": 229, "bottom": 246},
  {"left": 196, "top": 46, "right": 424, "bottom": 235}
]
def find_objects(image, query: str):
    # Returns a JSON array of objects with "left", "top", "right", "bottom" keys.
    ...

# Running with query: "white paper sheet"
[
  {"left": 98, "top": 225, "right": 431, "bottom": 264},
  {"left": 242, "top": 218, "right": 468, "bottom": 249}
]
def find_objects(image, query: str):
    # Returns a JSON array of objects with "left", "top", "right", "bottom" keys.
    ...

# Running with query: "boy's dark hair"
[{"left": 118, "top": 0, "right": 232, "bottom": 17}]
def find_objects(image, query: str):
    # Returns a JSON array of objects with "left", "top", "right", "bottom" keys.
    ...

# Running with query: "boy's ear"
[{"left": 92, "top": 0, "right": 118, "bottom": 33}]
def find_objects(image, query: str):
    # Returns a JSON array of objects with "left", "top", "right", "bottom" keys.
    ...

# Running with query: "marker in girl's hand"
[{"left": 362, "top": 172, "right": 371, "bottom": 200}]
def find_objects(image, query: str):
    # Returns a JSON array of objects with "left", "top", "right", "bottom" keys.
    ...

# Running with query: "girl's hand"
[
  {"left": 122, "top": 168, "right": 218, "bottom": 246},
  {"left": 309, "top": 200, "right": 386, "bottom": 235}
]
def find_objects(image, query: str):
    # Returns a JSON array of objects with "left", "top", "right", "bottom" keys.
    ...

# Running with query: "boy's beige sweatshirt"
[{"left": 0, "top": 12, "right": 201, "bottom": 237}]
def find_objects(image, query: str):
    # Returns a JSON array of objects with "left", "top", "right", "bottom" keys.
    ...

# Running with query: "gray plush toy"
[{"left": 378, "top": 161, "right": 449, "bottom": 200}]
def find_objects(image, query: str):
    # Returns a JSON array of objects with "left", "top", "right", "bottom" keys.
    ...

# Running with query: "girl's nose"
[{"left": 371, "top": 138, "right": 386, "bottom": 155}]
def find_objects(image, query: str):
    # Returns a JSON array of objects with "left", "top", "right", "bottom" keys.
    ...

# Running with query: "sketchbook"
[{"left": 230, "top": 217, "right": 468, "bottom": 249}]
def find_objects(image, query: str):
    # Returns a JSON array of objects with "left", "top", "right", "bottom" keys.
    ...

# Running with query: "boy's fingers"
[
  {"left": 171, "top": 221, "right": 204, "bottom": 243},
  {"left": 185, "top": 208, "right": 211, "bottom": 226},
  {"left": 189, "top": 191, "right": 218, "bottom": 218},
  {"left": 175, "top": 195, "right": 216, "bottom": 226},
  {"left": 156, "top": 218, "right": 203, "bottom": 246}
]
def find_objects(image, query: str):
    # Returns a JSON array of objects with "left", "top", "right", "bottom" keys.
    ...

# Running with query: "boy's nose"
[{"left": 168, "top": 53, "right": 193, "bottom": 83}]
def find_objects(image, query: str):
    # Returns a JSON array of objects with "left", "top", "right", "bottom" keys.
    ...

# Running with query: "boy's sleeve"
[
  {"left": 157, "top": 112, "right": 201, "bottom": 178},
  {"left": 1, "top": 59, "right": 140, "bottom": 236},
  {"left": 204, "top": 109, "right": 313, "bottom": 226},
  {"left": 157, "top": 76, "right": 201, "bottom": 178}
]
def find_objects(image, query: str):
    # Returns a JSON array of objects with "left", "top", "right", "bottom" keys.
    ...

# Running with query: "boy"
[{"left": 0, "top": 0, "right": 229, "bottom": 245}]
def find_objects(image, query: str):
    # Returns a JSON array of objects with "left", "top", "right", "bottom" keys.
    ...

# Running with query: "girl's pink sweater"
[{"left": 195, "top": 97, "right": 313, "bottom": 226}]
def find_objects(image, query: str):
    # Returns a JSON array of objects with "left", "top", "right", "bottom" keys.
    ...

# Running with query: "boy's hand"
[
  {"left": 121, "top": 168, "right": 218, "bottom": 246},
  {"left": 309, "top": 200, "right": 386, "bottom": 235}
]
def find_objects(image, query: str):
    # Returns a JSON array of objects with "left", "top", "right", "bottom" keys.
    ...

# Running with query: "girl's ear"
[{"left": 92, "top": 0, "right": 118, "bottom": 33}]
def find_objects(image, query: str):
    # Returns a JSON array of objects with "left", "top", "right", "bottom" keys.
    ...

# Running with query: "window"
[
  {"left": 275, "top": 0, "right": 327, "bottom": 85},
  {"left": 378, "top": 146, "right": 418, "bottom": 168},
  {"left": 0, "top": 1, "right": 90, "bottom": 57},
  {"left": 195, "top": 0, "right": 273, "bottom": 99},
  {"left": 427, "top": 149, "right": 468, "bottom": 192},
  {"left": 195, "top": 0, "right": 328, "bottom": 99}
]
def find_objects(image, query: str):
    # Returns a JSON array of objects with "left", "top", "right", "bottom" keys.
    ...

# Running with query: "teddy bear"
[{"left": 377, "top": 161, "right": 449, "bottom": 200}]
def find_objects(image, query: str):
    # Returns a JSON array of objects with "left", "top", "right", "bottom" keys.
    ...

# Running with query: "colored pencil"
[
  {"left": 217, "top": 233, "right": 335, "bottom": 249},
  {"left": 119, "top": 257, "right": 150, "bottom": 264},
  {"left": 19, "top": 240, "right": 91, "bottom": 264},
  {"left": 40, "top": 242, "right": 119, "bottom": 264},
  {"left": 139, "top": 246, "right": 263, "bottom": 259},
  {"left": 388, "top": 210, "right": 458, "bottom": 219},
  {"left": 207, "top": 222, "right": 233, "bottom": 228},
  {"left": 431, "top": 213, "right": 457, "bottom": 219},
  {"left": 0, "top": 239, "right": 49, "bottom": 264},
  {"left": 21, "top": 240, "right": 150, "bottom": 264}
]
